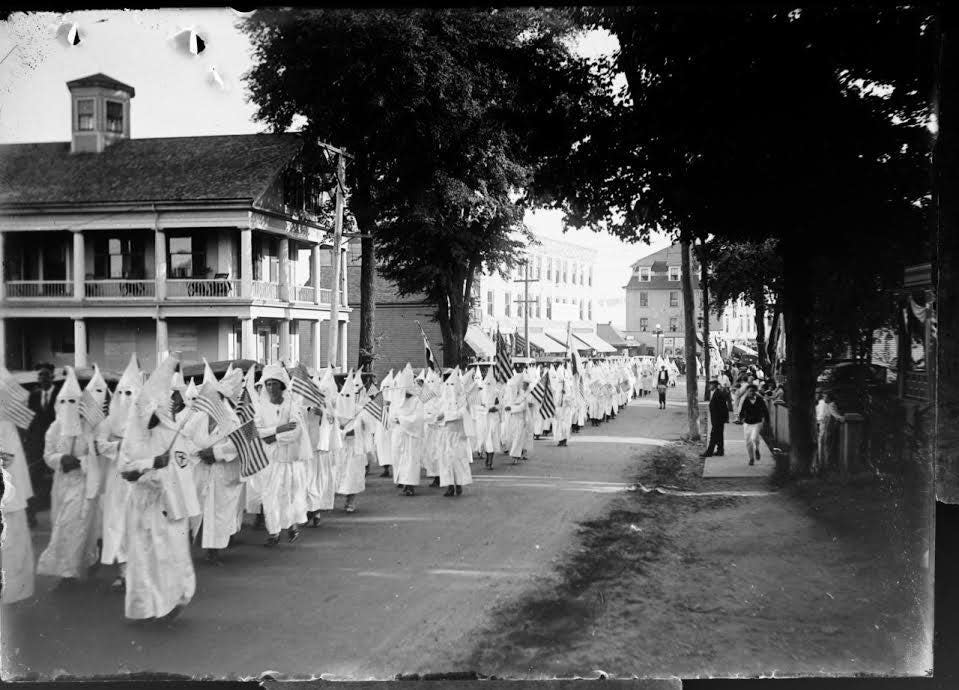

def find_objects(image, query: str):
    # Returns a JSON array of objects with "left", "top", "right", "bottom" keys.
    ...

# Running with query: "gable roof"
[
  {"left": 66, "top": 73, "right": 136, "bottom": 97},
  {"left": 0, "top": 133, "right": 303, "bottom": 207}
]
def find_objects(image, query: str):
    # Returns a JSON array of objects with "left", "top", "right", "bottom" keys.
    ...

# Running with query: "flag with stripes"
[
  {"left": 227, "top": 419, "right": 270, "bottom": 479},
  {"left": 533, "top": 373, "right": 556, "bottom": 420},
  {"left": 79, "top": 389, "right": 106, "bottom": 428},
  {"left": 494, "top": 329, "right": 512, "bottom": 384},
  {"left": 415, "top": 322, "right": 440, "bottom": 373},
  {"left": 288, "top": 363, "right": 325, "bottom": 409},
  {"left": 233, "top": 388, "right": 256, "bottom": 426},
  {"left": 0, "top": 382, "right": 35, "bottom": 430},
  {"left": 192, "top": 381, "right": 231, "bottom": 430},
  {"left": 419, "top": 385, "right": 437, "bottom": 404},
  {"left": 360, "top": 390, "right": 385, "bottom": 425}
]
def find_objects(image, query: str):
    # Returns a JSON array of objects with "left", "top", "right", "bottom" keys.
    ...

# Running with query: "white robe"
[
  {"left": 303, "top": 407, "right": 336, "bottom": 511},
  {"left": 437, "top": 405, "right": 473, "bottom": 487},
  {"left": 505, "top": 388, "right": 533, "bottom": 458},
  {"left": 1, "top": 420, "right": 35, "bottom": 604},
  {"left": 391, "top": 395, "right": 424, "bottom": 487},
  {"left": 421, "top": 398, "right": 442, "bottom": 477},
  {"left": 36, "top": 423, "right": 100, "bottom": 579},
  {"left": 120, "top": 418, "right": 197, "bottom": 620},
  {"left": 184, "top": 409, "right": 244, "bottom": 550},
  {"left": 256, "top": 398, "right": 310, "bottom": 533}
]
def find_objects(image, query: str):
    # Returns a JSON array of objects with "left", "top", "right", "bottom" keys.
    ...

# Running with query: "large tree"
[
  {"left": 242, "top": 8, "right": 602, "bottom": 369},
  {"left": 540, "top": 6, "right": 934, "bottom": 476}
]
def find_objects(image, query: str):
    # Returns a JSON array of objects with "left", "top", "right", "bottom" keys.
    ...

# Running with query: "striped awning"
[
  {"left": 575, "top": 331, "right": 618, "bottom": 354},
  {"left": 544, "top": 328, "right": 591, "bottom": 352},
  {"left": 464, "top": 325, "right": 495, "bottom": 359},
  {"left": 528, "top": 331, "right": 567, "bottom": 354}
]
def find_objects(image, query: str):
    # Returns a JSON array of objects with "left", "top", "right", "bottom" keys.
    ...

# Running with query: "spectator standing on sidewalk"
[
  {"left": 738, "top": 384, "right": 769, "bottom": 466},
  {"left": 700, "top": 380, "right": 729, "bottom": 458},
  {"left": 24, "top": 363, "right": 60, "bottom": 527},
  {"left": 656, "top": 365, "right": 670, "bottom": 410}
]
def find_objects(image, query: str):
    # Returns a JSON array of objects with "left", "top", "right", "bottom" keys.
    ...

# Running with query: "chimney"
[{"left": 66, "top": 73, "right": 135, "bottom": 153}]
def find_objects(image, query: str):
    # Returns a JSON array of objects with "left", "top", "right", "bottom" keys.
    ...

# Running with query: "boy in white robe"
[
  {"left": 100, "top": 354, "right": 142, "bottom": 592},
  {"left": 256, "top": 364, "right": 310, "bottom": 544},
  {"left": 504, "top": 374, "right": 533, "bottom": 464},
  {"left": 36, "top": 368, "right": 102, "bottom": 586},
  {"left": 333, "top": 371, "right": 367, "bottom": 512},
  {"left": 1, "top": 375, "right": 36, "bottom": 604},
  {"left": 474, "top": 368, "right": 502, "bottom": 470},
  {"left": 307, "top": 368, "right": 339, "bottom": 523},
  {"left": 390, "top": 366, "right": 424, "bottom": 496},
  {"left": 554, "top": 369, "right": 574, "bottom": 447}
]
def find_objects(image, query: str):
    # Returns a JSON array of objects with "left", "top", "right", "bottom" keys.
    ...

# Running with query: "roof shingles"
[{"left": 0, "top": 134, "right": 303, "bottom": 206}]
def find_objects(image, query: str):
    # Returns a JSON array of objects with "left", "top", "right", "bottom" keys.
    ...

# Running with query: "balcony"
[
  {"left": 166, "top": 278, "right": 239, "bottom": 299},
  {"left": 294, "top": 285, "right": 315, "bottom": 303},
  {"left": 251, "top": 280, "right": 279, "bottom": 301},
  {"left": 6, "top": 280, "right": 73, "bottom": 298},
  {"left": 85, "top": 280, "right": 156, "bottom": 299}
]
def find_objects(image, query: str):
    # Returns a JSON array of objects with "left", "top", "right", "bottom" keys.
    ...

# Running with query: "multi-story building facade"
[
  {"left": 473, "top": 234, "right": 615, "bottom": 354},
  {"left": 622, "top": 243, "right": 729, "bottom": 357},
  {"left": 0, "top": 73, "right": 350, "bottom": 373}
]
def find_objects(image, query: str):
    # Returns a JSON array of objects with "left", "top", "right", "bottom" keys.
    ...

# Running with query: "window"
[
  {"left": 579, "top": 300, "right": 584, "bottom": 320},
  {"left": 487, "top": 291, "right": 494, "bottom": 316},
  {"left": 505, "top": 291, "right": 511, "bottom": 317},
  {"left": 168, "top": 236, "right": 206, "bottom": 278},
  {"left": 724, "top": 317, "right": 729, "bottom": 332},
  {"left": 697, "top": 316, "right": 704, "bottom": 330},
  {"left": 94, "top": 236, "right": 146, "bottom": 279},
  {"left": 77, "top": 99, "right": 94, "bottom": 131},
  {"left": 536, "top": 256, "right": 542, "bottom": 279},
  {"left": 546, "top": 297, "right": 552, "bottom": 319},
  {"left": 562, "top": 260, "right": 568, "bottom": 283},
  {"left": 639, "top": 291, "right": 648, "bottom": 307},
  {"left": 588, "top": 300, "right": 592, "bottom": 320},
  {"left": 589, "top": 267, "right": 593, "bottom": 286},
  {"left": 536, "top": 296, "right": 541, "bottom": 318},
  {"left": 640, "top": 318, "right": 648, "bottom": 332},
  {"left": 639, "top": 267, "right": 651, "bottom": 282},
  {"left": 546, "top": 258, "right": 552, "bottom": 280},
  {"left": 669, "top": 266, "right": 680, "bottom": 281},
  {"left": 669, "top": 317, "right": 678, "bottom": 332},
  {"left": 669, "top": 291, "right": 679, "bottom": 308},
  {"left": 106, "top": 101, "right": 123, "bottom": 133},
  {"left": 517, "top": 302, "right": 524, "bottom": 318}
]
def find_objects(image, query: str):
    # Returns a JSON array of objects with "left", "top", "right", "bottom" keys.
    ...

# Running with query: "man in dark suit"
[
  {"left": 700, "top": 380, "right": 729, "bottom": 458},
  {"left": 23, "top": 363, "right": 60, "bottom": 527},
  {"left": 656, "top": 364, "right": 670, "bottom": 409}
]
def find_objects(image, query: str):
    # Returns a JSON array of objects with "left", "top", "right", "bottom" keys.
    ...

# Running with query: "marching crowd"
[{"left": 0, "top": 352, "right": 666, "bottom": 623}]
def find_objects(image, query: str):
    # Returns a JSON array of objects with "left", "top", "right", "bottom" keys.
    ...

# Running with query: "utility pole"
[
  {"left": 327, "top": 150, "right": 346, "bottom": 372},
  {"left": 513, "top": 259, "right": 538, "bottom": 359}
]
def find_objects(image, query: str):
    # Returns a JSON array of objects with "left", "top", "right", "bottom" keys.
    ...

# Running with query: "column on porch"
[
  {"left": 156, "top": 317, "right": 168, "bottom": 362},
  {"left": 73, "top": 318, "right": 88, "bottom": 368},
  {"left": 312, "top": 244, "right": 322, "bottom": 306},
  {"left": 72, "top": 230, "right": 84, "bottom": 300},
  {"left": 0, "top": 230, "right": 5, "bottom": 302},
  {"left": 338, "top": 319, "right": 348, "bottom": 370},
  {"left": 278, "top": 317, "right": 292, "bottom": 364},
  {"left": 312, "top": 318, "right": 325, "bottom": 370},
  {"left": 278, "top": 237, "right": 290, "bottom": 303},
  {"left": 240, "top": 227, "right": 253, "bottom": 299},
  {"left": 155, "top": 228, "right": 167, "bottom": 300},
  {"left": 240, "top": 317, "right": 255, "bottom": 360},
  {"left": 0, "top": 318, "right": 5, "bottom": 369}
]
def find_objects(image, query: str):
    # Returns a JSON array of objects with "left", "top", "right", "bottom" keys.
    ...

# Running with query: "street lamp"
[{"left": 654, "top": 324, "right": 663, "bottom": 357}]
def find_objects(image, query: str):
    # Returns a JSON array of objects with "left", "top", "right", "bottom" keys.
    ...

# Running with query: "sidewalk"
[{"left": 701, "top": 422, "right": 774, "bottom": 478}]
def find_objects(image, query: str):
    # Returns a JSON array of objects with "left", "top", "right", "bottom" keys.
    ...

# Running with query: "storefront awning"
[
  {"left": 528, "top": 331, "right": 567, "bottom": 354},
  {"left": 464, "top": 325, "right": 495, "bottom": 359},
  {"left": 543, "top": 328, "right": 589, "bottom": 352},
  {"left": 574, "top": 331, "right": 618, "bottom": 353}
]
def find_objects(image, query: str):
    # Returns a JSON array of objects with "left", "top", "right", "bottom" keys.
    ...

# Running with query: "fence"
[
  {"left": 166, "top": 278, "right": 239, "bottom": 298},
  {"left": 85, "top": 280, "right": 156, "bottom": 299}
]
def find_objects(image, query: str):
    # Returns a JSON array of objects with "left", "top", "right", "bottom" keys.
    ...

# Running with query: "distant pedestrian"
[
  {"left": 814, "top": 391, "right": 845, "bottom": 475},
  {"left": 700, "top": 380, "right": 729, "bottom": 458},
  {"left": 24, "top": 362, "right": 59, "bottom": 527},
  {"left": 738, "top": 384, "right": 769, "bottom": 466},
  {"left": 656, "top": 365, "right": 669, "bottom": 409}
]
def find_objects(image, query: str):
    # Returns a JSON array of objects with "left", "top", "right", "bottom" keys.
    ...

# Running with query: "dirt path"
[{"left": 463, "top": 444, "right": 933, "bottom": 679}]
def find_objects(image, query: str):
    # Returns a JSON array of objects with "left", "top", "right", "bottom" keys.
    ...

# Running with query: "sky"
[{"left": 0, "top": 9, "right": 671, "bottom": 328}]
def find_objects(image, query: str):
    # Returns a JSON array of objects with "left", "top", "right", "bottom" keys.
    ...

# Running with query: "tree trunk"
[
  {"left": 354, "top": 171, "right": 378, "bottom": 373},
  {"left": 781, "top": 238, "right": 816, "bottom": 476},
  {"left": 700, "top": 240, "right": 711, "bottom": 401},
  {"left": 753, "top": 285, "right": 768, "bottom": 376},
  {"left": 681, "top": 236, "right": 700, "bottom": 441},
  {"left": 936, "top": 4, "right": 959, "bottom": 501}
]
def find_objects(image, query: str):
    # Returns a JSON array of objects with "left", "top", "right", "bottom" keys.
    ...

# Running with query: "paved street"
[{"left": 2, "top": 393, "right": 690, "bottom": 680}]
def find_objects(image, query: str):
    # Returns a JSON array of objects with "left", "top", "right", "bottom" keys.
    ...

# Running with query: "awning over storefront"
[
  {"left": 528, "top": 331, "right": 567, "bottom": 354},
  {"left": 544, "top": 328, "right": 589, "bottom": 352},
  {"left": 464, "top": 324, "right": 495, "bottom": 359},
  {"left": 733, "top": 343, "right": 758, "bottom": 356},
  {"left": 574, "top": 331, "right": 618, "bottom": 353}
]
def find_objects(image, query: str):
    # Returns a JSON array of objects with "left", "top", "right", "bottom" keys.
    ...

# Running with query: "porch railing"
[
  {"left": 5, "top": 280, "right": 74, "bottom": 298},
  {"left": 166, "top": 278, "right": 239, "bottom": 299},
  {"left": 318, "top": 288, "right": 332, "bottom": 304},
  {"left": 251, "top": 280, "right": 279, "bottom": 301},
  {"left": 85, "top": 280, "right": 156, "bottom": 299},
  {"left": 294, "top": 285, "right": 315, "bottom": 303}
]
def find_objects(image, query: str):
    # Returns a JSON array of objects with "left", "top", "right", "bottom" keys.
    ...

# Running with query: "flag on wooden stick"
[
  {"left": 192, "top": 381, "right": 231, "bottom": 431},
  {"left": 359, "top": 389, "right": 386, "bottom": 425},
  {"left": 494, "top": 329, "right": 512, "bottom": 384},
  {"left": 0, "top": 381, "right": 34, "bottom": 430},
  {"left": 415, "top": 321, "right": 440, "bottom": 373},
  {"left": 530, "top": 373, "right": 555, "bottom": 420},
  {"left": 287, "top": 363, "right": 325, "bottom": 409},
  {"left": 228, "top": 419, "right": 270, "bottom": 478},
  {"left": 79, "top": 389, "right": 106, "bottom": 428}
]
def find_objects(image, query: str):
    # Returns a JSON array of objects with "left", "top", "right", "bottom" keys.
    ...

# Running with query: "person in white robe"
[
  {"left": 100, "top": 354, "right": 142, "bottom": 592},
  {"left": 332, "top": 371, "right": 368, "bottom": 512},
  {"left": 118, "top": 355, "right": 198, "bottom": 622},
  {"left": 184, "top": 365, "right": 245, "bottom": 564},
  {"left": 36, "top": 367, "right": 102, "bottom": 586},
  {"left": 553, "top": 368, "right": 574, "bottom": 447},
  {"left": 301, "top": 368, "right": 335, "bottom": 527},
  {"left": 1, "top": 374, "right": 36, "bottom": 604},
  {"left": 474, "top": 367, "right": 502, "bottom": 470},
  {"left": 418, "top": 372, "right": 443, "bottom": 487},
  {"left": 436, "top": 371, "right": 474, "bottom": 496},
  {"left": 390, "top": 365, "right": 424, "bottom": 495},
  {"left": 256, "top": 364, "right": 310, "bottom": 544},
  {"left": 504, "top": 372, "right": 533, "bottom": 464},
  {"left": 375, "top": 370, "right": 395, "bottom": 478}
]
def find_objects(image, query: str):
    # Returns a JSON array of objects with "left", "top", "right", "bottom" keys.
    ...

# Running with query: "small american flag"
[
  {"left": 79, "top": 389, "right": 106, "bottom": 428},
  {"left": 494, "top": 329, "right": 512, "bottom": 384},
  {"left": 228, "top": 419, "right": 270, "bottom": 478},
  {"left": 415, "top": 322, "right": 440, "bottom": 373},
  {"left": 0, "top": 381, "right": 35, "bottom": 430},
  {"left": 192, "top": 381, "right": 231, "bottom": 431},
  {"left": 288, "top": 363, "right": 325, "bottom": 409},
  {"left": 531, "top": 374, "right": 555, "bottom": 420},
  {"left": 360, "top": 390, "right": 386, "bottom": 425},
  {"left": 419, "top": 385, "right": 437, "bottom": 404},
  {"left": 233, "top": 388, "right": 256, "bottom": 426}
]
